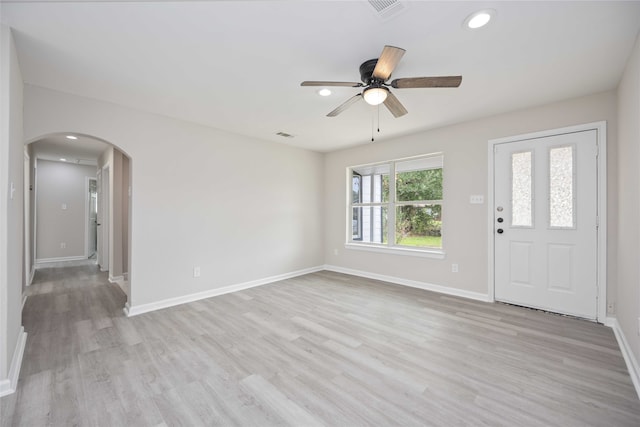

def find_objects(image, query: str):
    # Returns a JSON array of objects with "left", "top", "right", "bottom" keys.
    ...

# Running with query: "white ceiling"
[
  {"left": 30, "top": 134, "right": 109, "bottom": 165},
  {"left": 3, "top": 1, "right": 640, "bottom": 154}
]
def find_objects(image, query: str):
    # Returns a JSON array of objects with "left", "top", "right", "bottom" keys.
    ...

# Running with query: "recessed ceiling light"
[
  {"left": 464, "top": 9, "right": 494, "bottom": 29},
  {"left": 317, "top": 88, "right": 332, "bottom": 97},
  {"left": 65, "top": 135, "right": 77, "bottom": 140},
  {"left": 60, "top": 158, "right": 67, "bottom": 162}
]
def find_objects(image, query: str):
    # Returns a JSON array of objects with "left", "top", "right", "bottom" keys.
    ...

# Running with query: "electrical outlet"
[
  {"left": 193, "top": 267, "right": 201, "bottom": 278},
  {"left": 60, "top": 242, "right": 66, "bottom": 249},
  {"left": 607, "top": 302, "right": 615, "bottom": 314},
  {"left": 451, "top": 263, "right": 459, "bottom": 273},
  {"left": 333, "top": 248, "right": 339, "bottom": 256}
]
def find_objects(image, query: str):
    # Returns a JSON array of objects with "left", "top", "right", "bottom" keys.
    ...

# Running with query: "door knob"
[{"left": 497, "top": 228, "right": 504, "bottom": 234}]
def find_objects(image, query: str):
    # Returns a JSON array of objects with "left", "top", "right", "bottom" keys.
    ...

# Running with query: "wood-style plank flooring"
[{"left": 2, "top": 263, "right": 640, "bottom": 426}]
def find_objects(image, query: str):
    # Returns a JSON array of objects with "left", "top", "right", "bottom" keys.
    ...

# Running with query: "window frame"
[{"left": 346, "top": 154, "right": 445, "bottom": 259}]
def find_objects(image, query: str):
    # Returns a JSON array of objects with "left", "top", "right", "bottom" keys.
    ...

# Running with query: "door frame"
[
  {"left": 487, "top": 121, "right": 607, "bottom": 322},
  {"left": 85, "top": 177, "right": 97, "bottom": 259},
  {"left": 23, "top": 150, "right": 31, "bottom": 285},
  {"left": 102, "top": 165, "right": 110, "bottom": 273}
]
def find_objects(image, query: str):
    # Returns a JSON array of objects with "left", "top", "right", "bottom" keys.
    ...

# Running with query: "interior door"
[{"left": 494, "top": 130, "right": 598, "bottom": 319}]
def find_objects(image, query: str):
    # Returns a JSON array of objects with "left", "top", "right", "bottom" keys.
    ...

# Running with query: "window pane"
[
  {"left": 395, "top": 204, "right": 442, "bottom": 248},
  {"left": 372, "top": 174, "right": 385, "bottom": 203},
  {"left": 362, "top": 175, "right": 372, "bottom": 203},
  {"left": 352, "top": 206, "right": 362, "bottom": 240},
  {"left": 511, "top": 151, "right": 533, "bottom": 227},
  {"left": 381, "top": 174, "right": 390, "bottom": 203},
  {"left": 353, "top": 206, "right": 387, "bottom": 244},
  {"left": 359, "top": 174, "right": 388, "bottom": 203},
  {"left": 549, "top": 146, "right": 574, "bottom": 228},
  {"left": 351, "top": 173, "right": 361, "bottom": 204},
  {"left": 396, "top": 168, "right": 443, "bottom": 202}
]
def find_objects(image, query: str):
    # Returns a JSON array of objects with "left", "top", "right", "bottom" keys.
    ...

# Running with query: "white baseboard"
[
  {"left": 0, "top": 328, "right": 27, "bottom": 397},
  {"left": 35, "top": 255, "right": 86, "bottom": 264},
  {"left": 323, "top": 264, "right": 492, "bottom": 303},
  {"left": 28, "top": 265, "right": 35, "bottom": 286},
  {"left": 108, "top": 275, "right": 124, "bottom": 284},
  {"left": 607, "top": 317, "right": 640, "bottom": 399},
  {"left": 124, "top": 266, "right": 324, "bottom": 317}
]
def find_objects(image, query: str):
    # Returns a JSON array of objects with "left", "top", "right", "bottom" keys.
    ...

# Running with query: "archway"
[{"left": 24, "top": 132, "right": 132, "bottom": 307}]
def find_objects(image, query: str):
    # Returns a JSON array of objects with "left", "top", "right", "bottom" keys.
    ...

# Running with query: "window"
[{"left": 349, "top": 154, "right": 443, "bottom": 254}]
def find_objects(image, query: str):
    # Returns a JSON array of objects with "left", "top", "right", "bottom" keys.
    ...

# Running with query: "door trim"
[
  {"left": 84, "top": 177, "right": 97, "bottom": 259},
  {"left": 23, "top": 150, "right": 31, "bottom": 285},
  {"left": 487, "top": 121, "right": 607, "bottom": 322}
]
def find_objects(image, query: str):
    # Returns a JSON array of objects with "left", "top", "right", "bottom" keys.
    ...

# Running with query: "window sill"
[{"left": 345, "top": 243, "right": 446, "bottom": 259}]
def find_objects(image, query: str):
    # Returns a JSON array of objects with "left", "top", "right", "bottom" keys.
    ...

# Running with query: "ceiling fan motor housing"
[{"left": 359, "top": 58, "right": 382, "bottom": 84}]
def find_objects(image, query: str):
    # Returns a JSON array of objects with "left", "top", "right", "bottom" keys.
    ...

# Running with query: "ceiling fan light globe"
[{"left": 363, "top": 87, "right": 388, "bottom": 106}]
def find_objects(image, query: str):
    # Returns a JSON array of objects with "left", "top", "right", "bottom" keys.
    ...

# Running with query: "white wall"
[
  {"left": 324, "top": 91, "right": 617, "bottom": 302},
  {"left": 35, "top": 159, "right": 96, "bottom": 261},
  {"left": 617, "top": 31, "right": 640, "bottom": 367},
  {"left": 23, "top": 85, "right": 325, "bottom": 310},
  {"left": 0, "top": 24, "right": 25, "bottom": 395}
]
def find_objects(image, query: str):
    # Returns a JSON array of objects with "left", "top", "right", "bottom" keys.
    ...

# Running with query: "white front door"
[{"left": 494, "top": 130, "right": 598, "bottom": 319}]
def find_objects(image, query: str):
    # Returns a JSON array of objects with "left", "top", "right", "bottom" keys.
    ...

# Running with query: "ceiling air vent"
[
  {"left": 367, "top": 0, "right": 406, "bottom": 21},
  {"left": 276, "top": 132, "right": 294, "bottom": 138}
]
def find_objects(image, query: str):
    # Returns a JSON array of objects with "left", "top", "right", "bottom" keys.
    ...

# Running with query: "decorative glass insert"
[
  {"left": 549, "top": 146, "right": 575, "bottom": 228},
  {"left": 511, "top": 151, "right": 533, "bottom": 227}
]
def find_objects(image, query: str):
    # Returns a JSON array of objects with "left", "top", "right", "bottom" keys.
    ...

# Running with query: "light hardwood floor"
[{"left": 2, "top": 264, "right": 640, "bottom": 426}]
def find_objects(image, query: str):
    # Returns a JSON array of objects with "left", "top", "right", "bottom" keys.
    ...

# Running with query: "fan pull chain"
[
  {"left": 377, "top": 103, "right": 381, "bottom": 133},
  {"left": 371, "top": 115, "right": 375, "bottom": 142}
]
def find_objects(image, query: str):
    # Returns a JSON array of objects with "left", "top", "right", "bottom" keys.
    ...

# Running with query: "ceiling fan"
[{"left": 301, "top": 45, "right": 462, "bottom": 118}]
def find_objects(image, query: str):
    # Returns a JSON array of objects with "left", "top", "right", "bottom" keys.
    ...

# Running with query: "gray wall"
[
  {"left": 0, "top": 25, "right": 24, "bottom": 393},
  {"left": 24, "top": 85, "right": 326, "bottom": 310},
  {"left": 35, "top": 159, "right": 96, "bottom": 261},
  {"left": 617, "top": 31, "right": 640, "bottom": 370}
]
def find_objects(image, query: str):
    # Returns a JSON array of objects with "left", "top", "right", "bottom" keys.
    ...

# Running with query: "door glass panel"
[
  {"left": 511, "top": 151, "right": 533, "bottom": 227},
  {"left": 549, "top": 146, "right": 575, "bottom": 228}
]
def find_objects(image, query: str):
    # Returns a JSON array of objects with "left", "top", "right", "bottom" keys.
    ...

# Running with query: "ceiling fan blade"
[
  {"left": 301, "top": 81, "right": 363, "bottom": 87},
  {"left": 390, "top": 76, "right": 462, "bottom": 89},
  {"left": 327, "top": 94, "right": 362, "bottom": 117},
  {"left": 372, "top": 45, "right": 406, "bottom": 81},
  {"left": 383, "top": 91, "right": 408, "bottom": 118}
]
